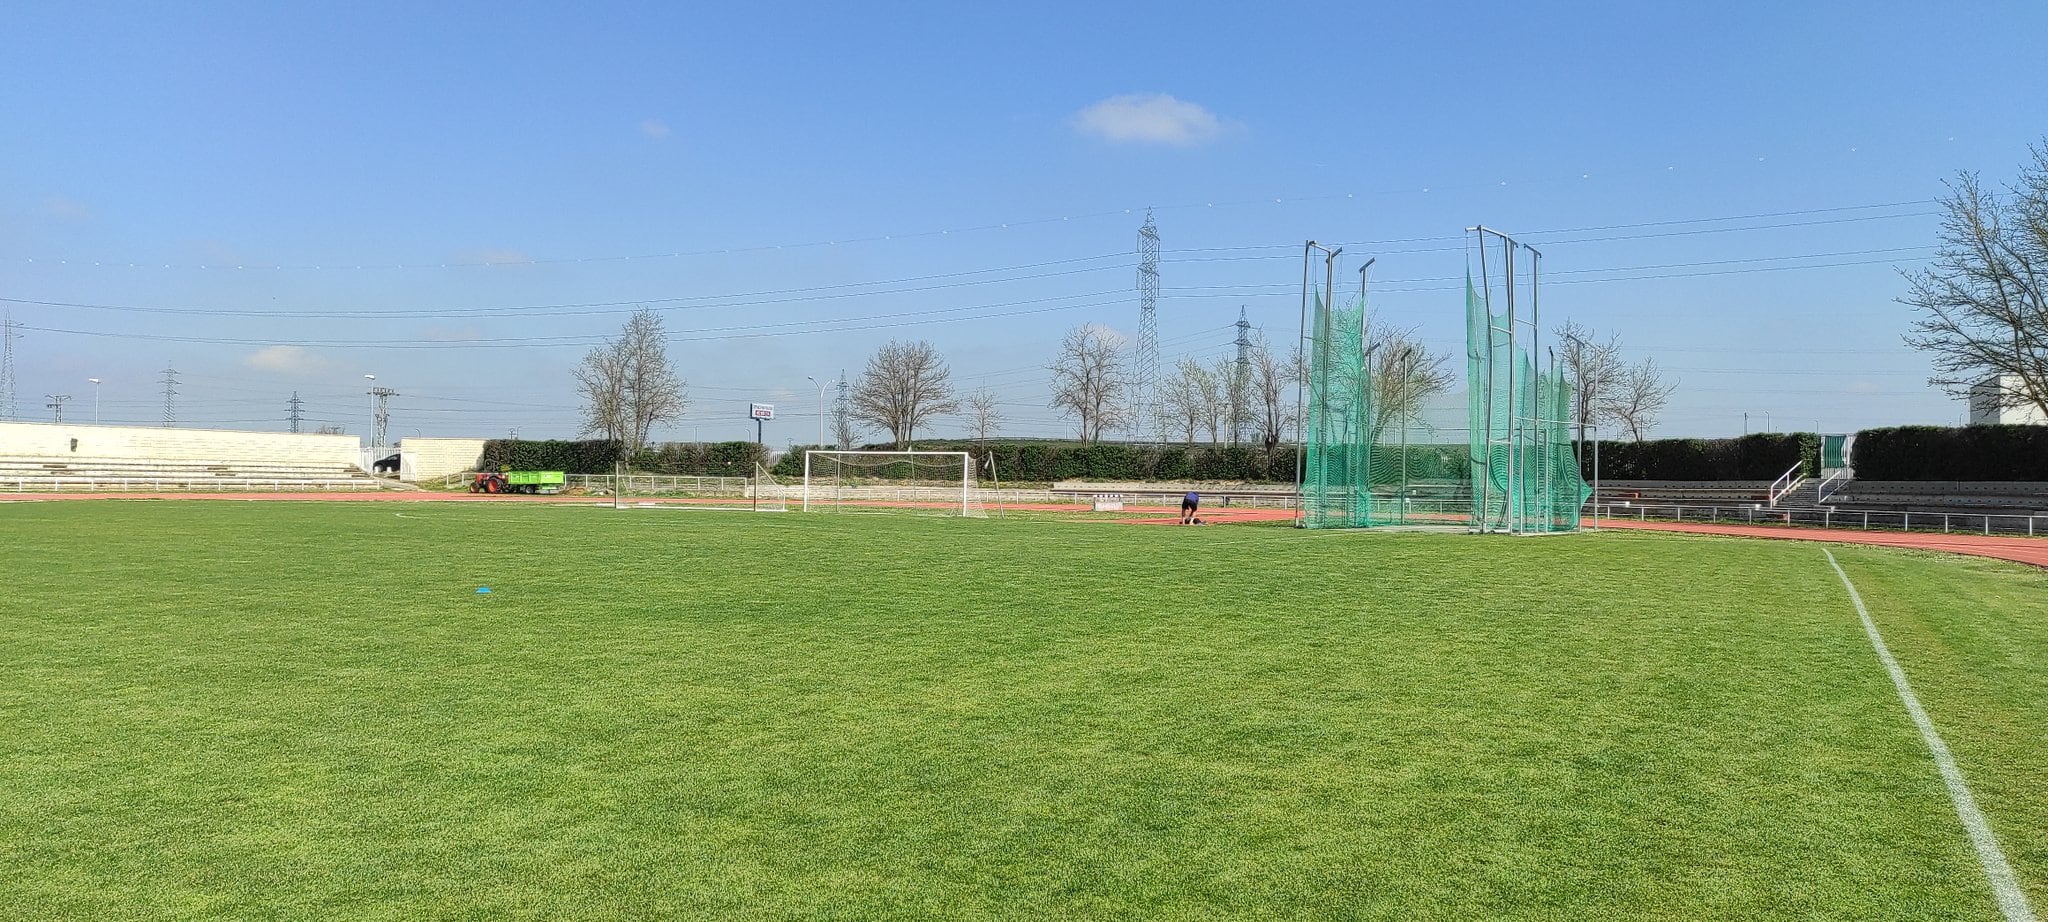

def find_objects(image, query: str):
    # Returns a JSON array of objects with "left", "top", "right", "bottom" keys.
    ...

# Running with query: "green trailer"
[{"left": 470, "top": 470, "right": 566, "bottom": 494}]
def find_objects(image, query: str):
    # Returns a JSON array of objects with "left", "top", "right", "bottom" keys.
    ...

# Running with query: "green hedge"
[
  {"left": 630, "top": 442, "right": 768, "bottom": 477},
  {"left": 768, "top": 441, "right": 1303, "bottom": 482},
  {"left": 1850, "top": 426, "right": 2048, "bottom": 481},
  {"left": 480, "top": 439, "right": 623, "bottom": 474},
  {"left": 1581, "top": 433, "right": 1817, "bottom": 481},
  {"left": 479, "top": 439, "right": 766, "bottom": 476}
]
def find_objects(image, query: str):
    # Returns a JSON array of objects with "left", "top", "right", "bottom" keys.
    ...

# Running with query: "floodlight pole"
[
  {"left": 1504, "top": 241, "right": 1519, "bottom": 532},
  {"left": 1474, "top": 227, "right": 1493, "bottom": 531},
  {"left": 1295, "top": 241, "right": 1342, "bottom": 526},
  {"left": 805, "top": 375, "right": 826, "bottom": 452},
  {"left": 1361, "top": 342, "right": 1380, "bottom": 525},
  {"left": 1592, "top": 425, "right": 1601, "bottom": 530},
  {"left": 1360, "top": 258, "right": 1378, "bottom": 525},
  {"left": 1398, "top": 346, "right": 1413, "bottom": 523}
]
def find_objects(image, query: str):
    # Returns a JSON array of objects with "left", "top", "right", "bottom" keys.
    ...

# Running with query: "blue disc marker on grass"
[{"left": 476, "top": 586, "right": 492, "bottom": 594}]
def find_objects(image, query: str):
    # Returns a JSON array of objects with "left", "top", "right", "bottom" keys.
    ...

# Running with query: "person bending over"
[{"left": 1180, "top": 490, "right": 1200, "bottom": 524}]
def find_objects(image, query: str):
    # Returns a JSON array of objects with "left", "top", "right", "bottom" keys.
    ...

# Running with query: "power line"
[
  {"left": 0, "top": 204, "right": 1942, "bottom": 326},
  {"left": 0, "top": 256, "right": 1131, "bottom": 320},
  {"left": 20, "top": 290, "right": 1134, "bottom": 350}
]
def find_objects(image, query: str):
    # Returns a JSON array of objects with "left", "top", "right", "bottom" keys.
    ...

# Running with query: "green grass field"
[{"left": 3, "top": 501, "right": 2044, "bottom": 920}]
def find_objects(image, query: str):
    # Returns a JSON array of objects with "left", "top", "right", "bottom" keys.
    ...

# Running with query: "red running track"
[{"left": 1595, "top": 517, "right": 2048, "bottom": 569}]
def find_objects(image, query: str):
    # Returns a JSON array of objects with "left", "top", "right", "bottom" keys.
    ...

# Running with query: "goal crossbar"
[{"left": 802, "top": 450, "right": 975, "bottom": 516}]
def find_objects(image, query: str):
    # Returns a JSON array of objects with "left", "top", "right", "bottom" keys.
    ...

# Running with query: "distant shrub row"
[
  {"left": 769, "top": 442, "right": 1304, "bottom": 483},
  {"left": 1582, "top": 433, "right": 1817, "bottom": 482},
  {"left": 480, "top": 439, "right": 766, "bottom": 476},
  {"left": 1849, "top": 426, "right": 2048, "bottom": 481},
  {"left": 482, "top": 426, "right": 2048, "bottom": 483}
]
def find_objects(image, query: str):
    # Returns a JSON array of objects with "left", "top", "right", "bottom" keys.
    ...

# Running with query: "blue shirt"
[{"left": 1184, "top": 492, "right": 1199, "bottom": 504}]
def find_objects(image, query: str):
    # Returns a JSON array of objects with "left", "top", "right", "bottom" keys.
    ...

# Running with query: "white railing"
[
  {"left": 0, "top": 477, "right": 382, "bottom": 493},
  {"left": 1588, "top": 501, "right": 2047, "bottom": 537},
  {"left": 1767, "top": 461, "right": 1806, "bottom": 506},
  {"left": 443, "top": 472, "right": 755, "bottom": 494},
  {"left": 1815, "top": 469, "right": 1850, "bottom": 503}
]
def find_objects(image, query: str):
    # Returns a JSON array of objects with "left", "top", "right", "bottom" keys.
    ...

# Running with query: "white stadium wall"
[
  {"left": 398, "top": 438, "right": 487, "bottom": 482},
  {"left": 0, "top": 421, "right": 362, "bottom": 468}
]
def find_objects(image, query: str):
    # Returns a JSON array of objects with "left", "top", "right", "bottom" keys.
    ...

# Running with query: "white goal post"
[{"left": 802, "top": 450, "right": 982, "bottom": 517}]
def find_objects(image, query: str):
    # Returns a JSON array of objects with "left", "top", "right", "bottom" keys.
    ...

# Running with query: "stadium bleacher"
[
  {"left": 0, "top": 422, "right": 388, "bottom": 492},
  {"left": 0, "top": 456, "right": 386, "bottom": 492},
  {"left": 1824, "top": 481, "right": 2048, "bottom": 516},
  {"left": 1589, "top": 480, "right": 1774, "bottom": 505}
]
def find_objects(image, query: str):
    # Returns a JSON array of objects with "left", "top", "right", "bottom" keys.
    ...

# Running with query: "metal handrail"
[
  {"left": 1767, "top": 461, "right": 1806, "bottom": 506},
  {"left": 1587, "top": 500, "right": 2046, "bottom": 538},
  {"left": 1815, "top": 469, "right": 1850, "bottom": 503}
]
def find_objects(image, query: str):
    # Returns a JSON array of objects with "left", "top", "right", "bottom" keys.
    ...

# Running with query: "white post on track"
[{"left": 803, "top": 450, "right": 811, "bottom": 512}]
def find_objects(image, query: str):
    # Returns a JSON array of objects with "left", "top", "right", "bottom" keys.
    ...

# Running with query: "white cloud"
[
  {"left": 244, "top": 345, "right": 334, "bottom": 375},
  {"left": 45, "top": 195, "right": 92, "bottom": 221},
  {"left": 1071, "top": 93, "right": 1225, "bottom": 146},
  {"left": 462, "top": 248, "right": 533, "bottom": 266},
  {"left": 1081, "top": 322, "right": 1130, "bottom": 348},
  {"left": 640, "top": 118, "right": 671, "bottom": 140}
]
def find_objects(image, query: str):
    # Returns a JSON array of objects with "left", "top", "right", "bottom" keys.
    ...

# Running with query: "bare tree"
[
  {"left": 1226, "top": 355, "right": 1254, "bottom": 446},
  {"left": 1196, "top": 358, "right": 1234, "bottom": 443},
  {"left": 574, "top": 309, "right": 688, "bottom": 455},
  {"left": 964, "top": 387, "right": 1002, "bottom": 442},
  {"left": 1248, "top": 333, "right": 1290, "bottom": 451},
  {"left": 851, "top": 340, "right": 958, "bottom": 449},
  {"left": 1048, "top": 324, "right": 1130, "bottom": 442},
  {"left": 573, "top": 344, "right": 629, "bottom": 445},
  {"left": 619, "top": 310, "right": 687, "bottom": 449},
  {"left": 1154, "top": 359, "right": 1202, "bottom": 443},
  {"left": 1608, "top": 358, "right": 1675, "bottom": 441},
  {"left": 1554, "top": 320, "right": 1625, "bottom": 445},
  {"left": 1902, "top": 145, "right": 2048, "bottom": 418},
  {"left": 1364, "top": 326, "right": 1455, "bottom": 446}
]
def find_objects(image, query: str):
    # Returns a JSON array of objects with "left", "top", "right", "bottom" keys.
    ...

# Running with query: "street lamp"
[
  {"left": 87, "top": 378, "right": 100, "bottom": 424},
  {"left": 805, "top": 375, "right": 827, "bottom": 450}
]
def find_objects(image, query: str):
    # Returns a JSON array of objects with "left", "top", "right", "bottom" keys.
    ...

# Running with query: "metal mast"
[
  {"left": 368, "top": 386, "right": 398, "bottom": 448},
  {"left": 1134, "top": 209, "right": 1160, "bottom": 442},
  {"left": 288, "top": 391, "right": 305, "bottom": 433},
  {"left": 1233, "top": 306, "right": 1253, "bottom": 445},
  {"left": 45, "top": 393, "right": 70, "bottom": 424},
  {"left": 0, "top": 309, "right": 17, "bottom": 420},
  {"left": 834, "top": 369, "right": 850, "bottom": 449},
  {"left": 160, "top": 365, "right": 179, "bottom": 427}
]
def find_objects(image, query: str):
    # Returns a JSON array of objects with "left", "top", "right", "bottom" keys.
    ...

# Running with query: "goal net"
[
  {"left": 751, "top": 463, "right": 790, "bottom": 512},
  {"left": 802, "top": 451, "right": 987, "bottom": 517}
]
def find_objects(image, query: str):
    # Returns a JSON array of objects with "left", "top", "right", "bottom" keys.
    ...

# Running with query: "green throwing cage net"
[{"left": 1298, "top": 232, "right": 1588, "bottom": 532}]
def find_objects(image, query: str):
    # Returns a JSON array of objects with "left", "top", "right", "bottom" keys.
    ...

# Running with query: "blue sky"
[{"left": 3, "top": 1, "right": 2045, "bottom": 442}]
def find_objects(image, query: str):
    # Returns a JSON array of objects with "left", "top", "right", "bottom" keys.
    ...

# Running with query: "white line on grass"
[{"left": 1824, "top": 548, "right": 2037, "bottom": 922}]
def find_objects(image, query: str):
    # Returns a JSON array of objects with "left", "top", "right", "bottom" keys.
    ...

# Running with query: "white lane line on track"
[{"left": 1824, "top": 548, "right": 2036, "bottom": 922}]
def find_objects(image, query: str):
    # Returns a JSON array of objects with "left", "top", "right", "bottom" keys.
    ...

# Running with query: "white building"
[{"left": 1967, "top": 374, "right": 2048, "bottom": 425}]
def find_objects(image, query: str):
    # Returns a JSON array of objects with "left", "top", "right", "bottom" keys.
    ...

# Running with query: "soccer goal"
[
  {"left": 750, "top": 463, "right": 790, "bottom": 512},
  {"left": 802, "top": 450, "right": 986, "bottom": 517}
]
